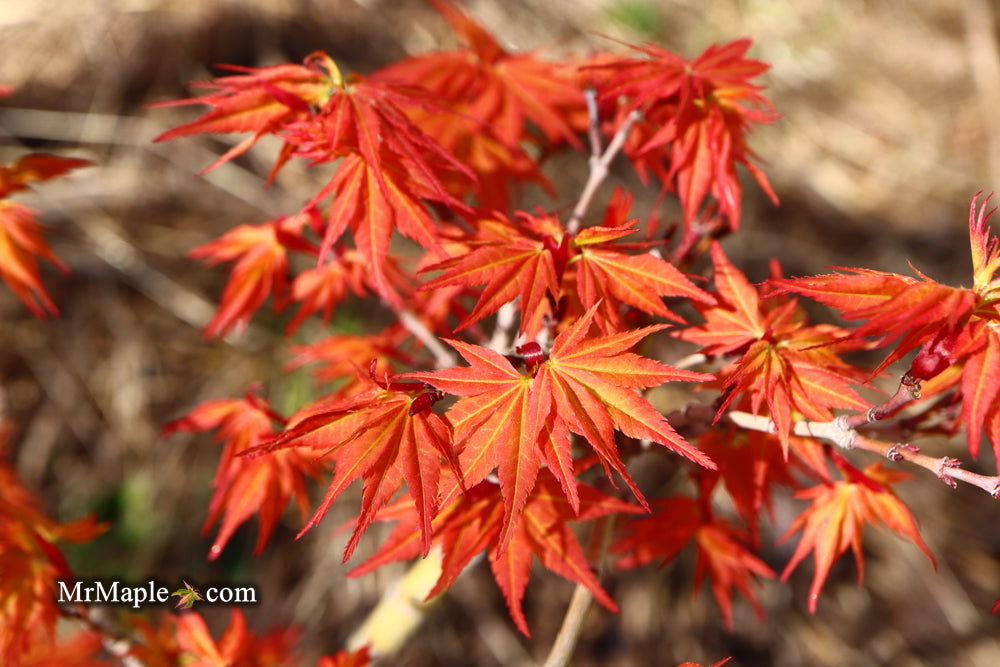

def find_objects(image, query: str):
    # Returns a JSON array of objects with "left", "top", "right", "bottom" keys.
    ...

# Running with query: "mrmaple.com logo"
[{"left": 57, "top": 579, "right": 257, "bottom": 609}]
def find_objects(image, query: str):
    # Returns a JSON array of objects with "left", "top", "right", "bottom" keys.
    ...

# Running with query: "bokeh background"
[{"left": 3, "top": 0, "right": 1000, "bottom": 665}]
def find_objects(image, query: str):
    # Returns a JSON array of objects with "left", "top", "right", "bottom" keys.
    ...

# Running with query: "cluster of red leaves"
[
  {"left": 772, "top": 193, "right": 1000, "bottom": 462},
  {"left": 153, "top": 0, "right": 784, "bottom": 637},
  {"left": 588, "top": 38, "right": 778, "bottom": 243},
  {"left": 613, "top": 495, "right": 774, "bottom": 631},
  {"left": 374, "top": 0, "right": 585, "bottom": 209},
  {"left": 0, "top": 153, "right": 90, "bottom": 317},
  {"left": 680, "top": 242, "right": 869, "bottom": 452},
  {"left": 162, "top": 391, "right": 320, "bottom": 560},
  {"left": 421, "top": 189, "right": 715, "bottom": 338},
  {"left": 150, "top": 0, "right": 983, "bottom": 647},
  {"left": 0, "top": 451, "right": 366, "bottom": 667},
  {"left": 0, "top": 428, "right": 107, "bottom": 665},
  {"left": 779, "top": 460, "right": 934, "bottom": 614},
  {"left": 352, "top": 468, "right": 640, "bottom": 636}
]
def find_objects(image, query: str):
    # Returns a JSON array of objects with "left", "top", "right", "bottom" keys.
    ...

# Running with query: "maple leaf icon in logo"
[{"left": 171, "top": 581, "right": 203, "bottom": 609}]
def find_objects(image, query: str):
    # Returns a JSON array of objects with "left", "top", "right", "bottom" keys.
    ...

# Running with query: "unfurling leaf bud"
[{"left": 908, "top": 327, "right": 960, "bottom": 381}]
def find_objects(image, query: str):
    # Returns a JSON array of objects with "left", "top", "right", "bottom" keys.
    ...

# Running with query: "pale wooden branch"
[
  {"left": 584, "top": 88, "right": 602, "bottom": 159},
  {"left": 346, "top": 547, "right": 446, "bottom": 657},
  {"left": 565, "top": 109, "right": 641, "bottom": 235},
  {"left": 60, "top": 603, "right": 143, "bottom": 667},
  {"left": 488, "top": 301, "right": 517, "bottom": 353},
  {"left": 672, "top": 352, "right": 708, "bottom": 370},
  {"left": 397, "top": 308, "right": 457, "bottom": 369},
  {"left": 854, "top": 435, "right": 1000, "bottom": 496},
  {"left": 727, "top": 410, "right": 1000, "bottom": 498},
  {"left": 542, "top": 516, "right": 616, "bottom": 667}
]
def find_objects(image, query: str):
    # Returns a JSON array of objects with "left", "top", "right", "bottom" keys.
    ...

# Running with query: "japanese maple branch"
[
  {"left": 726, "top": 375, "right": 1000, "bottom": 498},
  {"left": 565, "top": 105, "right": 641, "bottom": 235},
  {"left": 542, "top": 515, "right": 616, "bottom": 667},
  {"left": 728, "top": 410, "right": 999, "bottom": 495},
  {"left": 60, "top": 603, "right": 142, "bottom": 667},
  {"left": 853, "top": 435, "right": 1000, "bottom": 496},
  {"left": 397, "top": 307, "right": 457, "bottom": 369}
]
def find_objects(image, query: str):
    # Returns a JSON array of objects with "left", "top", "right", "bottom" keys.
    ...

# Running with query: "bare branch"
[
  {"left": 566, "top": 109, "right": 641, "bottom": 235},
  {"left": 397, "top": 308, "right": 457, "bottom": 369}
]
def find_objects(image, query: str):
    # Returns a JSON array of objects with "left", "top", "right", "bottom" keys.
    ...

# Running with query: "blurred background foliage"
[{"left": 2, "top": 0, "right": 1000, "bottom": 665}]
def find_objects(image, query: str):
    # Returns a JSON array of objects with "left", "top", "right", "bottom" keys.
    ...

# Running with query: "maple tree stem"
[
  {"left": 728, "top": 411, "right": 1000, "bottom": 498},
  {"left": 397, "top": 307, "right": 457, "bottom": 368},
  {"left": 566, "top": 109, "right": 641, "bottom": 235},
  {"left": 727, "top": 410, "right": 854, "bottom": 446},
  {"left": 585, "top": 88, "right": 602, "bottom": 158},
  {"left": 60, "top": 603, "right": 141, "bottom": 667},
  {"left": 489, "top": 301, "right": 517, "bottom": 352},
  {"left": 843, "top": 374, "right": 922, "bottom": 429},
  {"left": 673, "top": 352, "right": 708, "bottom": 370},
  {"left": 542, "top": 515, "right": 616, "bottom": 667},
  {"left": 853, "top": 435, "right": 1000, "bottom": 496}
]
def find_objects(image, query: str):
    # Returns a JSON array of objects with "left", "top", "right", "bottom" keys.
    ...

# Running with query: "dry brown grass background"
[{"left": 3, "top": 1, "right": 1000, "bottom": 665}]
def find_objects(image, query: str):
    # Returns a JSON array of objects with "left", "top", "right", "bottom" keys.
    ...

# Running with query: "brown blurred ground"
[{"left": 2, "top": 1, "right": 1000, "bottom": 665}]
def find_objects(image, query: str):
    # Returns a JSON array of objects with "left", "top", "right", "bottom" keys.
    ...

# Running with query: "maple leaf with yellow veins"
[
  {"left": 680, "top": 242, "right": 869, "bottom": 453},
  {"left": 409, "top": 303, "right": 714, "bottom": 552}
]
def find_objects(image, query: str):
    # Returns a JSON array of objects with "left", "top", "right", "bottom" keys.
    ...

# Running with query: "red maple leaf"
[
  {"left": 680, "top": 242, "right": 868, "bottom": 451},
  {"left": 157, "top": 52, "right": 473, "bottom": 307},
  {"left": 380, "top": 0, "right": 584, "bottom": 149},
  {"left": 418, "top": 210, "right": 563, "bottom": 336},
  {"left": 696, "top": 427, "right": 799, "bottom": 545},
  {"left": 0, "top": 154, "right": 91, "bottom": 317},
  {"left": 589, "top": 39, "right": 777, "bottom": 232},
  {"left": 189, "top": 213, "right": 310, "bottom": 338},
  {"left": 408, "top": 303, "right": 714, "bottom": 550},
  {"left": 151, "top": 57, "right": 331, "bottom": 174},
  {"left": 162, "top": 391, "right": 319, "bottom": 560},
  {"left": 373, "top": 0, "right": 584, "bottom": 207},
  {"left": 318, "top": 647, "right": 372, "bottom": 667},
  {"left": 771, "top": 193, "right": 1000, "bottom": 460},
  {"left": 285, "top": 247, "right": 367, "bottom": 334},
  {"left": 779, "top": 462, "right": 935, "bottom": 613},
  {"left": 245, "top": 364, "right": 453, "bottom": 561},
  {"left": 350, "top": 471, "right": 641, "bottom": 636},
  {"left": 1, "top": 451, "right": 106, "bottom": 664},
  {"left": 569, "top": 188, "right": 715, "bottom": 331}
]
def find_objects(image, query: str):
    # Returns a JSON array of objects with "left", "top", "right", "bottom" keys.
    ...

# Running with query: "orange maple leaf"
[
  {"left": 418, "top": 210, "right": 562, "bottom": 336},
  {"left": 190, "top": 215, "right": 305, "bottom": 338},
  {"left": 157, "top": 51, "right": 473, "bottom": 307},
  {"left": 318, "top": 647, "right": 373, "bottom": 667},
  {"left": 381, "top": 0, "right": 584, "bottom": 149},
  {"left": 771, "top": 193, "right": 1000, "bottom": 460},
  {"left": 373, "top": 0, "right": 584, "bottom": 207},
  {"left": 779, "top": 462, "right": 935, "bottom": 613},
  {"left": 162, "top": 392, "right": 319, "bottom": 560},
  {"left": 175, "top": 609, "right": 299, "bottom": 667},
  {"left": 0, "top": 154, "right": 90, "bottom": 317},
  {"left": 613, "top": 497, "right": 774, "bottom": 630},
  {"left": 590, "top": 39, "right": 777, "bottom": 231},
  {"left": 570, "top": 188, "right": 714, "bottom": 331},
  {"left": 151, "top": 58, "right": 332, "bottom": 174},
  {"left": 1, "top": 448, "right": 106, "bottom": 664},
  {"left": 680, "top": 242, "right": 868, "bottom": 452},
  {"left": 246, "top": 364, "right": 454, "bottom": 561},
  {"left": 409, "top": 303, "right": 714, "bottom": 550}
]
